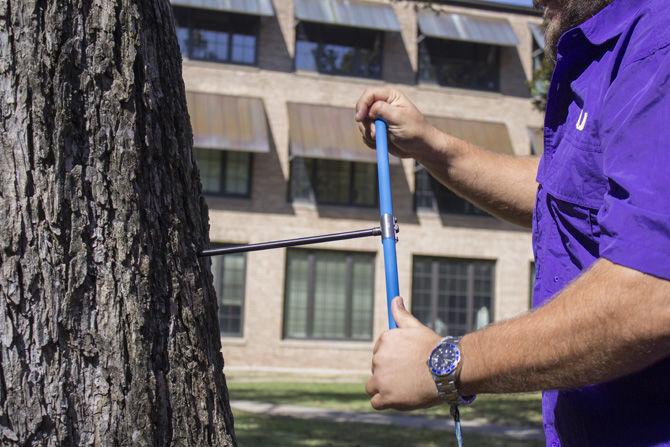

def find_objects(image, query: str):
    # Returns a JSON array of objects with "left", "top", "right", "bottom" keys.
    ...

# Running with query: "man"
[{"left": 354, "top": 0, "right": 670, "bottom": 445}]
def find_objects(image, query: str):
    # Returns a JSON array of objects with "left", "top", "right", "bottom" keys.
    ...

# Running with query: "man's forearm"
[
  {"left": 458, "top": 259, "right": 670, "bottom": 395},
  {"left": 419, "top": 128, "right": 539, "bottom": 228}
]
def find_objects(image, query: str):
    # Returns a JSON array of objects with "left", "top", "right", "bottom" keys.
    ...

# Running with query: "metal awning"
[
  {"left": 294, "top": 0, "right": 400, "bottom": 32},
  {"left": 170, "top": 0, "right": 274, "bottom": 16},
  {"left": 529, "top": 22, "right": 545, "bottom": 49},
  {"left": 528, "top": 127, "right": 544, "bottom": 155},
  {"left": 426, "top": 115, "right": 514, "bottom": 155},
  {"left": 186, "top": 91, "right": 271, "bottom": 153},
  {"left": 418, "top": 10, "right": 518, "bottom": 47},
  {"left": 288, "top": 102, "right": 400, "bottom": 164}
]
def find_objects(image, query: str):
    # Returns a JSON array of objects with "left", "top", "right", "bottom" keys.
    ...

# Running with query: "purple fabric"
[{"left": 533, "top": 0, "right": 670, "bottom": 445}]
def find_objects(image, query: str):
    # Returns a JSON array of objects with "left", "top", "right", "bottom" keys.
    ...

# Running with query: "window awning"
[
  {"left": 418, "top": 11, "right": 518, "bottom": 47},
  {"left": 528, "top": 127, "right": 544, "bottom": 155},
  {"left": 426, "top": 115, "right": 515, "bottom": 155},
  {"left": 529, "top": 23, "right": 545, "bottom": 49},
  {"left": 288, "top": 102, "right": 400, "bottom": 165},
  {"left": 186, "top": 91, "right": 271, "bottom": 153},
  {"left": 170, "top": 0, "right": 274, "bottom": 16},
  {"left": 294, "top": 0, "right": 400, "bottom": 32}
]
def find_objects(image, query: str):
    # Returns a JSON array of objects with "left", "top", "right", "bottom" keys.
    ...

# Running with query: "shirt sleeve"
[{"left": 598, "top": 44, "right": 670, "bottom": 280}]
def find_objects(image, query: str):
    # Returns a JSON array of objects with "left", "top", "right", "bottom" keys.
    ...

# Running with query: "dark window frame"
[
  {"left": 417, "top": 37, "right": 501, "bottom": 92},
  {"left": 414, "top": 163, "right": 489, "bottom": 217},
  {"left": 196, "top": 148, "right": 253, "bottom": 198},
  {"left": 211, "top": 244, "right": 248, "bottom": 337},
  {"left": 411, "top": 256, "right": 496, "bottom": 336},
  {"left": 174, "top": 6, "right": 260, "bottom": 66},
  {"left": 282, "top": 248, "right": 376, "bottom": 342},
  {"left": 289, "top": 158, "right": 379, "bottom": 208},
  {"left": 294, "top": 21, "right": 384, "bottom": 80}
]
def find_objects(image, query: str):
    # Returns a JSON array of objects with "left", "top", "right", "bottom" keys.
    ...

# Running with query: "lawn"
[
  {"left": 234, "top": 411, "right": 543, "bottom": 447},
  {"left": 227, "top": 380, "right": 543, "bottom": 428}
]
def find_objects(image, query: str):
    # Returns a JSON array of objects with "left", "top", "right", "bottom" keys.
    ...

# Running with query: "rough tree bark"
[{"left": 0, "top": 0, "right": 236, "bottom": 445}]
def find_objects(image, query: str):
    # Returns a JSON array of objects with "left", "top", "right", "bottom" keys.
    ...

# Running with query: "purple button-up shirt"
[{"left": 534, "top": 0, "right": 670, "bottom": 445}]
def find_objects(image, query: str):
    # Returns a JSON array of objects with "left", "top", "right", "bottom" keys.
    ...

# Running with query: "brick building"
[{"left": 172, "top": 0, "right": 545, "bottom": 374}]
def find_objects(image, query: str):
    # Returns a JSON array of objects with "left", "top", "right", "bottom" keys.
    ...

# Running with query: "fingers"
[
  {"left": 368, "top": 100, "right": 397, "bottom": 123},
  {"left": 365, "top": 376, "right": 378, "bottom": 397},
  {"left": 391, "top": 296, "right": 423, "bottom": 329},
  {"left": 370, "top": 393, "right": 387, "bottom": 410},
  {"left": 367, "top": 376, "right": 387, "bottom": 410},
  {"left": 358, "top": 121, "right": 411, "bottom": 159},
  {"left": 355, "top": 86, "right": 395, "bottom": 122},
  {"left": 357, "top": 121, "right": 376, "bottom": 149}
]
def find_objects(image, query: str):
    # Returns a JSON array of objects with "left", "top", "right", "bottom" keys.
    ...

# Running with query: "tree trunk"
[{"left": 0, "top": 1, "right": 236, "bottom": 445}]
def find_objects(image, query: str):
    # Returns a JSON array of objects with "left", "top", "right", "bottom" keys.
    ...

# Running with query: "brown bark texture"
[{"left": 0, "top": 0, "right": 236, "bottom": 445}]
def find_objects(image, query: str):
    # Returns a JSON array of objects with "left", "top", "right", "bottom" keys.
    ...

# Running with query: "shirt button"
[{"left": 554, "top": 276, "right": 559, "bottom": 283}]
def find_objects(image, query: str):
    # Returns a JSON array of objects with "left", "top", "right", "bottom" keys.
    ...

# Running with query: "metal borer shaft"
[{"left": 199, "top": 227, "right": 383, "bottom": 257}]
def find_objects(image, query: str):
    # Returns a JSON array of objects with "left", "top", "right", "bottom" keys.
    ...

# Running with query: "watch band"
[{"left": 431, "top": 336, "right": 475, "bottom": 406}]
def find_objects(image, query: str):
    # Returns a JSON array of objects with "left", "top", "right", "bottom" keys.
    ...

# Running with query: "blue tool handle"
[{"left": 374, "top": 119, "right": 400, "bottom": 330}]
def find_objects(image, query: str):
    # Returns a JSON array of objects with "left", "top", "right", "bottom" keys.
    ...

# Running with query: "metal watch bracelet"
[{"left": 431, "top": 336, "right": 475, "bottom": 406}]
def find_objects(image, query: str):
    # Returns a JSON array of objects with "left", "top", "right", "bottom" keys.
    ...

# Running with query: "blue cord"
[{"left": 451, "top": 405, "right": 464, "bottom": 447}]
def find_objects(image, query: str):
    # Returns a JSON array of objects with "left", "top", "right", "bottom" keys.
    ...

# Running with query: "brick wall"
[{"left": 181, "top": 0, "right": 544, "bottom": 374}]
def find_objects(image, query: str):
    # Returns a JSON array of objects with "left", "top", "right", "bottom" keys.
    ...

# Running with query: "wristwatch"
[{"left": 427, "top": 336, "right": 476, "bottom": 406}]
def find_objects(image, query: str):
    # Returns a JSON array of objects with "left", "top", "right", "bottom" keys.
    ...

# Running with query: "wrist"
[
  {"left": 428, "top": 336, "right": 476, "bottom": 406},
  {"left": 456, "top": 334, "right": 480, "bottom": 396},
  {"left": 415, "top": 124, "right": 463, "bottom": 169}
]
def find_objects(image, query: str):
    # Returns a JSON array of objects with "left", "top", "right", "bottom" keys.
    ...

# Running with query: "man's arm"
[
  {"left": 366, "top": 259, "right": 670, "bottom": 409},
  {"left": 421, "top": 133, "right": 539, "bottom": 228},
  {"left": 355, "top": 87, "right": 539, "bottom": 228}
]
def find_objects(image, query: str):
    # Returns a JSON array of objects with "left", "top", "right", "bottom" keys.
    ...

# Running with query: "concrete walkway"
[{"left": 231, "top": 400, "right": 543, "bottom": 441}]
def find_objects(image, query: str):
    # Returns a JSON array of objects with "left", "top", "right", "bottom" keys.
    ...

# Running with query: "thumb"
[{"left": 391, "top": 297, "right": 422, "bottom": 329}]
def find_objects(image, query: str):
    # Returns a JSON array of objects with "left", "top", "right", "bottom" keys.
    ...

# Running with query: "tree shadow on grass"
[
  {"left": 228, "top": 382, "right": 542, "bottom": 428},
  {"left": 234, "top": 411, "right": 542, "bottom": 447}
]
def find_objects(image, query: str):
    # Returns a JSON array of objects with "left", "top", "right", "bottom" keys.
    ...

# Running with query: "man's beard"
[{"left": 534, "top": 0, "right": 613, "bottom": 63}]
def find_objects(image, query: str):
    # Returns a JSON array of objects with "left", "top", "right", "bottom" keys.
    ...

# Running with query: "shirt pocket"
[{"left": 541, "top": 116, "right": 608, "bottom": 210}]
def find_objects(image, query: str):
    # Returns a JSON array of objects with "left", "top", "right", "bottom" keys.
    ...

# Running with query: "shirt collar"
[{"left": 577, "top": 0, "right": 646, "bottom": 46}]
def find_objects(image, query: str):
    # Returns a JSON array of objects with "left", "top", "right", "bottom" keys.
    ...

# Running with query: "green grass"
[
  {"left": 234, "top": 411, "right": 543, "bottom": 447},
  {"left": 227, "top": 381, "right": 543, "bottom": 427}
]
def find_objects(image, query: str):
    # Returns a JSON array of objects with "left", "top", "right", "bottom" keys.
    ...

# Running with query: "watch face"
[{"left": 430, "top": 342, "right": 460, "bottom": 376}]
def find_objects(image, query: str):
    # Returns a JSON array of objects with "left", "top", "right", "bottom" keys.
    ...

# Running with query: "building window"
[
  {"left": 295, "top": 22, "right": 382, "bottom": 79},
  {"left": 415, "top": 164, "right": 487, "bottom": 216},
  {"left": 284, "top": 249, "right": 375, "bottom": 341},
  {"left": 173, "top": 7, "right": 259, "bottom": 65},
  {"left": 412, "top": 257, "right": 494, "bottom": 336},
  {"left": 211, "top": 250, "right": 247, "bottom": 337},
  {"left": 418, "top": 38, "right": 500, "bottom": 92},
  {"left": 290, "top": 158, "right": 377, "bottom": 207},
  {"left": 194, "top": 148, "right": 252, "bottom": 197}
]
